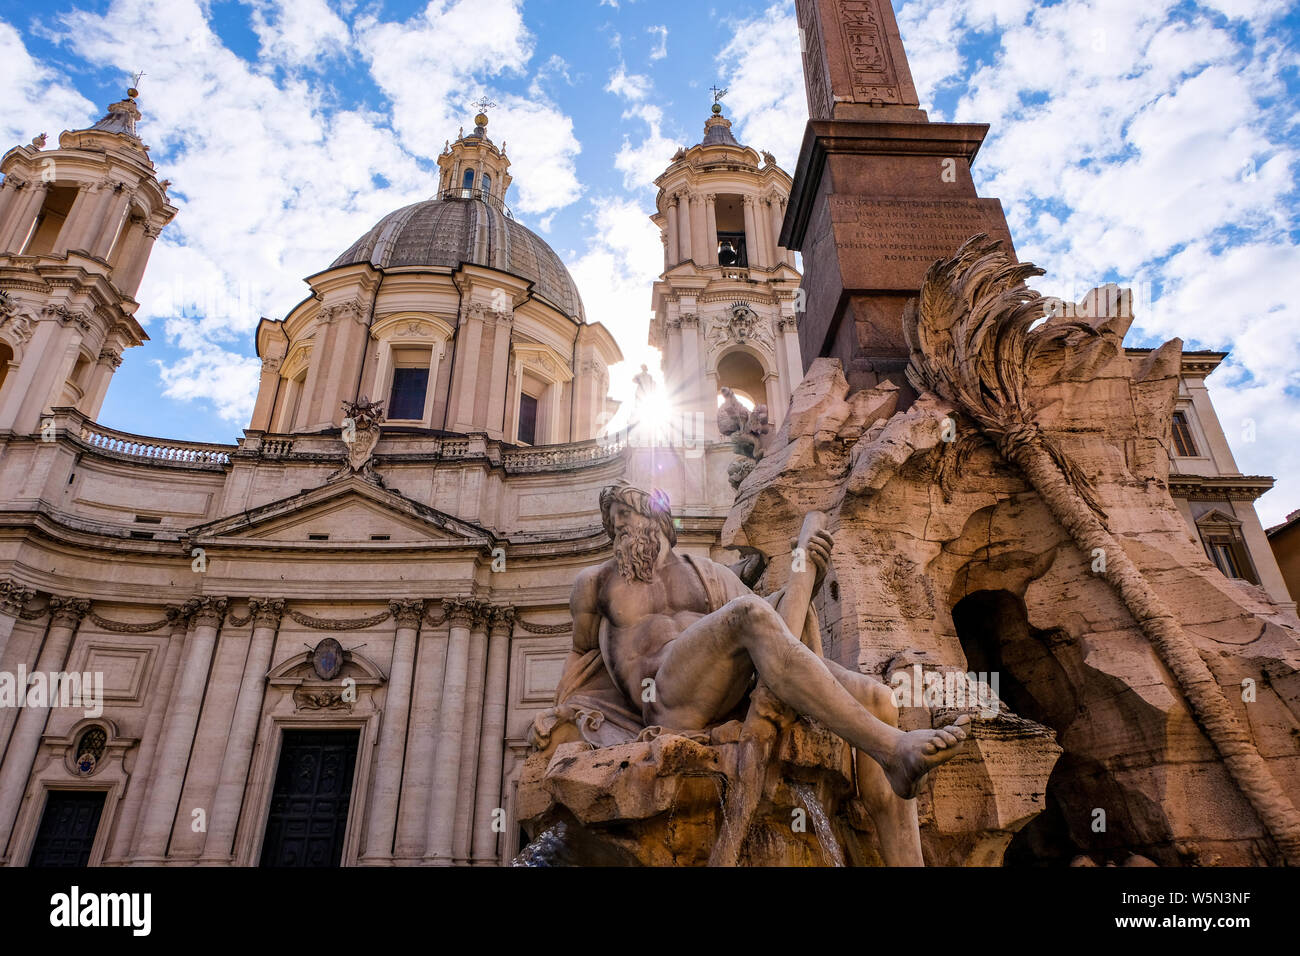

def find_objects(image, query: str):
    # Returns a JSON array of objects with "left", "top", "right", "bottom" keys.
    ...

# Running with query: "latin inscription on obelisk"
[{"left": 830, "top": 197, "right": 1014, "bottom": 290}]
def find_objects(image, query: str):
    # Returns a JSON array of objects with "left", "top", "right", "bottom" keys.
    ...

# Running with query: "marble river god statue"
[{"left": 519, "top": 481, "right": 970, "bottom": 865}]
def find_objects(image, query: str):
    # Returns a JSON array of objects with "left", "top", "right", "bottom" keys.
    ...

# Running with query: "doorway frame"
[{"left": 236, "top": 713, "right": 378, "bottom": 868}]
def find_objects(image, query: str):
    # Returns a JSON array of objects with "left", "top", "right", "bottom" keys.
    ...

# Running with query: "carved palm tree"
[{"left": 903, "top": 234, "right": 1300, "bottom": 865}]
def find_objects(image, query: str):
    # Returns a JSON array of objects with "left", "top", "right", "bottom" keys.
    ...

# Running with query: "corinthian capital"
[
  {"left": 0, "top": 582, "right": 36, "bottom": 617},
  {"left": 389, "top": 599, "right": 426, "bottom": 628},
  {"left": 442, "top": 599, "right": 477, "bottom": 627},
  {"left": 249, "top": 598, "right": 286, "bottom": 629},
  {"left": 182, "top": 596, "right": 228, "bottom": 628},
  {"left": 48, "top": 596, "right": 91, "bottom": 627},
  {"left": 488, "top": 606, "right": 516, "bottom": 634}
]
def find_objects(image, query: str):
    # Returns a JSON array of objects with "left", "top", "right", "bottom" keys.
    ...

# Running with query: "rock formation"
[{"left": 724, "top": 238, "right": 1300, "bottom": 866}]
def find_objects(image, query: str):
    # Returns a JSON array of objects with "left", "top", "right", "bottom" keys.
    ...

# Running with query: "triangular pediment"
[
  {"left": 188, "top": 475, "right": 493, "bottom": 547},
  {"left": 1195, "top": 508, "right": 1241, "bottom": 531}
]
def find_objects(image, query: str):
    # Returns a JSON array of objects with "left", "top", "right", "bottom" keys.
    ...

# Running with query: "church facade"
[
  {"left": 0, "top": 95, "right": 807, "bottom": 867},
  {"left": 0, "top": 70, "right": 1290, "bottom": 866}
]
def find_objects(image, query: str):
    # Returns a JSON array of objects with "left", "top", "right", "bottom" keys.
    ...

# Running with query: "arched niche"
[{"left": 712, "top": 344, "right": 774, "bottom": 412}]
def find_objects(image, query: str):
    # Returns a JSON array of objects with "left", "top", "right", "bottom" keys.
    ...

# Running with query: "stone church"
[{"left": 0, "top": 2, "right": 1292, "bottom": 867}]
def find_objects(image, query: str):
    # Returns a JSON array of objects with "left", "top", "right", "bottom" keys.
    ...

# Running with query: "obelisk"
[{"left": 782, "top": 0, "right": 1017, "bottom": 398}]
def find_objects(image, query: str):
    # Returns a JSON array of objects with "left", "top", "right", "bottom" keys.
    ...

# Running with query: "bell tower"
[
  {"left": 648, "top": 98, "right": 804, "bottom": 436},
  {"left": 0, "top": 85, "right": 176, "bottom": 434}
]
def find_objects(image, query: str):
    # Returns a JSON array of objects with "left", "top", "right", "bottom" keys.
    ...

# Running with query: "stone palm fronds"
[
  {"left": 903, "top": 234, "right": 1300, "bottom": 865},
  {"left": 903, "top": 234, "right": 1105, "bottom": 517}
]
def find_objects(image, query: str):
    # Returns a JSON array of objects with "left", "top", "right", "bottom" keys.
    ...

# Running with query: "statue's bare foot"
[{"left": 882, "top": 715, "right": 972, "bottom": 799}]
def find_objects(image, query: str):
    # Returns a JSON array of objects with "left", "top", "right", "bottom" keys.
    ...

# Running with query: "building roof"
[
  {"left": 1267, "top": 509, "right": 1300, "bottom": 538},
  {"left": 89, "top": 96, "right": 142, "bottom": 139},
  {"left": 331, "top": 193, "right": 585, "bottom": 321},
  {"left": 701, "top": 114, "right": 740, "bottom": 147}
]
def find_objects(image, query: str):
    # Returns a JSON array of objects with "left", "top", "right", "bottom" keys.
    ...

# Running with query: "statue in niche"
[{"left": 529, "top": 481, "right": 970, "bottom": 864}]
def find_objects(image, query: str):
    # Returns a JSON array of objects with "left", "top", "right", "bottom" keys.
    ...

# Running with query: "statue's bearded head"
[{"left": 600, "top": 482, "right": 675, "bottom": 583}]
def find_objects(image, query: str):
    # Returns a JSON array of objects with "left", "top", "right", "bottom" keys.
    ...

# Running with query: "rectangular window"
[
  {"left": 518, "top": 392, "right": 539, "bottom": 446},
  {"left": 388, "top": 366, "right": 429, "bottom": 421},
  {"left": 1208, "top": 540, "right": 1243, "bottom": 578},
  {"left": 1171, "top": 411, "right": 1199, "bottom": 457}
]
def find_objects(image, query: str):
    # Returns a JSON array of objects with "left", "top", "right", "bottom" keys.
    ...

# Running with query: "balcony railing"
[
  {"left": 438, "top": 187, "right": 514, "bottom": 219},
  {"left": 78, "top": 421, "right": 234, "bottom": 466},
  {"left": 502, "top": 437, "right": 626, "bottom": 473}
]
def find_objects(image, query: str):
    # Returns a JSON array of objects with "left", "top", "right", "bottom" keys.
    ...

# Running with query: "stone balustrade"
[{"left": 76, "top": 420, "right": 234, "bottom": 466}]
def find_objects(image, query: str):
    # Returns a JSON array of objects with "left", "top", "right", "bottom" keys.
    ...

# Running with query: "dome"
[{"left": 331, "top": 194, "right": 585, "bottom": 321}]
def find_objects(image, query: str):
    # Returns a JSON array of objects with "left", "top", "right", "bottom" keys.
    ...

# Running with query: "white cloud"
[
  {"left": 613, "top": 104, "right": 679, "bottom": 192},
  {"left": 0, "top": 21, "right": 97, "bottom": 148},
  {"left": 243, "top": 0, "right": 351, "bottom": 68},
  {"left": 647, "top": 25, "right": 668, "bottom": 61},
  {"left": 893, "top": 0, "right": 1299, "bottom": 523},
  {"left": 154, "top": 341, "right": 262, "bottom": 423},
  {"left": 715, "top": 3, "right": 806, "bottom": 169},
  {"left": 1149, "top": 240, "right": 1300, "bottom": 525},
  {"left": 569, "top": 196, "right": 664, "bottom": 408},
  {"left": 34, "top": 0, "right": 581, "bottom": 421},
  {"left": 606, "top": 64, "right": 651, "bottom": 102},
  {"left": 356, "top": 0, "right": 581, "bottom": 214}
]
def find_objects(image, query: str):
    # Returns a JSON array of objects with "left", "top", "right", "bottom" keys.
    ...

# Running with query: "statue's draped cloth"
[{"left": 529, "top": 554, "right": 821, "bottom": 750}]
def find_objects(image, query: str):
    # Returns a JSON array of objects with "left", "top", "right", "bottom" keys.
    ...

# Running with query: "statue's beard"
[{"left": 614, "top": 525, "right": 661, "bottom": 583}]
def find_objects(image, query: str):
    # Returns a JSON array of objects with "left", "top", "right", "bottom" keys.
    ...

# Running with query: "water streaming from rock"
[{"left": 790, "top": 781, "right": 845, "bottom": 866}]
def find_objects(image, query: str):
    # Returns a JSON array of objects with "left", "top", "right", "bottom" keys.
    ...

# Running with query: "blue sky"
[{"left": 2, "top": 0, "right": 1298, "bottom": 522}]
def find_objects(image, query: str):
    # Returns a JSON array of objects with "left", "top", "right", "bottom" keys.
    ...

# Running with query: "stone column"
[
  {"left": 689, "top": 194, "right": 708, "bottom": 264},
  {"left": 114, "top": 223, "right": 160, "bottom": 297},
  {"left": 704, "top": 194, "right": 719, "bottom": 266},
  {"left": 768, "top": 198, "right": 787, "bottom": 266},
  {"left": 90, "top": 187, "right": 133, "bottom": 260},
  {"left": 107, "top": 607, "right": 187, "bottom": 863},
  {"left": 394, "top": 610, "right": 450, "bottom": 858},
  {"left": 742, "top": 196, "right": 762, "bottom": 269},
  {"left": 471, "top": 607, "right": 514, "bottom": 864},
  {"left": 452, "top": 306, "right": 486, "bottom": 431},
  {"left": 665, "top": 196, "right": 679, "bottom": 265},
  {"left": 67, "top": 182, "right": 113, "bottom": 254},
  {"left": 452, "top": 603, "right": 490, "bottom": 864},
  {"left": 678, "top": 314, "right": 706, "bottom": 419},
  {"left": 83, "top": 347, "right": 122, "bottom": 421},
  {"left": 758, "top": 198, "right": 776, "bottom": 269},
  {"left": 361, "top": 599, "right": 423, "bottom": 863},
  {"left": 2, "top": 183, "right": 49, "bottom": 252},
  {"left": 200, "top": 598, "right": 284, "bottom": 864},
  {"left": 0, "top": 596, "right": 89, "bottom": 860},
  {"left": 485, "top": 312, "right": 513, "bottom": 440},
  {"left": 51, "top": 185, "right": 97, "bottom": 256},
  {"left": 0, "top": 179, "right": 29, "bottom": 248},
  {"left": 133, "top": 597, "right": 227, "bottom": 862},
  {"left": 426, "top": 599, "right": 474, "bottom": 864},
  {"left": 676, "top": 192, "right": 693, "bottom": 263},
  {"left": 0, "top": 582, "right": 35, "bottom": 664}
]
